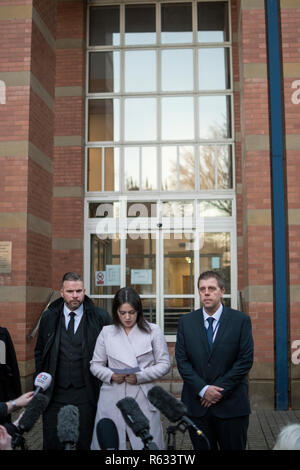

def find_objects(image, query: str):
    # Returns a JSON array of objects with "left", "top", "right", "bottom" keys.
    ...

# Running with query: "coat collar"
[{"left": 106, "top": 324, "right": 152, "bottom": 368}]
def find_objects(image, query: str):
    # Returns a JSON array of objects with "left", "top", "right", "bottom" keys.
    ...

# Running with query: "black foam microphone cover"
[
  {"left": 116, "top": 397, "right": 150, "bottom": 436},
  {"left": 148, "top": 386, "right": 187, "bottom": 422},
  {"left": 57, "top": 405, "right": 80, "bottom": 448},
  {"left": 18, "top": 393, "right": 49, "bottom": 433},
  {"left": 97, "top": 418, "right": 119, "bottom": 450}
]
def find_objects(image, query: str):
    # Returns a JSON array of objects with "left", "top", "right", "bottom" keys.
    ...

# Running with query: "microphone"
[
  {"left": 57, "top": 405, "right": 80, "bottom": 450},
  {"left": 11, "top": 394, "right": 49, "bottom": 449},
  {"left": 97, "top": 418, "right": 119, "bottom": 450},
  {"left": 148, "top": 386, "right": 205, "bottom": 438},
  {"left": 34, "top": 372, "right": 52, "bottom": 396},
  {"left": 116, "top": 397, "right": 159, "bottom": 450}
]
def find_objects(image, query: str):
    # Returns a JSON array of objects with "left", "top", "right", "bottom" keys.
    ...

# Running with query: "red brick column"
[
  {"left": 52, "top": 0, "right": 86, "bottom": 290},
  {"left": 237, "top": 0, "right": 275, "bottom": 408},
  {"left": 0, "top": 1, "right": 56, "bottom": 389}
]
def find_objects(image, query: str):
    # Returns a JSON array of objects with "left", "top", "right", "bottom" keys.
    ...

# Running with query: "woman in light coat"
[{"left": 90, "top": 287, "right": 170, "bottom": 450}]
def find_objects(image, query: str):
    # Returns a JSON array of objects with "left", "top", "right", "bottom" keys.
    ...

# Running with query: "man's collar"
[
  {"left": 63, "top": 303, "right": 84, "bottom": 316},
  {"left": 203, "top": 303, "right": 223, "bottom": 321}
]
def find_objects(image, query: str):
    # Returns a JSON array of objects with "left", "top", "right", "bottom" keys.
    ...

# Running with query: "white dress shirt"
[
  {"left": 63, "top": 303, "right": 84, "bottom": 333},
  {"left": 199, "top": 303, "right": 223, "bottom": 398}
]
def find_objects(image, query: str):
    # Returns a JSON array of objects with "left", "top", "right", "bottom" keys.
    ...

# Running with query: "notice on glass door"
[
  {"left": 95, "top": 265, "right": 120, "bottom": 286},
  {"left": 131, "top": 269, "right": 152, "bottom": 285}
]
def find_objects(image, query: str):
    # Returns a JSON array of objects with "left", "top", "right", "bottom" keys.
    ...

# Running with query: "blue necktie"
[{"left": 206, "top": 317, "right": 215, "bottom": 350}]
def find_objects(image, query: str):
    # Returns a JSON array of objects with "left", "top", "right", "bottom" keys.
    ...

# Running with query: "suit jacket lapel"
[
  {"left": 194, "top": 308, "right": 211, "bottom": 356},
  {"left": 211, "top": 305, "right": 230, "bottom": 351}
]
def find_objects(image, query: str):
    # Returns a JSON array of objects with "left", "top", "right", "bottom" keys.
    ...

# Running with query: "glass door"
[{"left": 86, "top": 202, "right": 236, "bottom": 338}]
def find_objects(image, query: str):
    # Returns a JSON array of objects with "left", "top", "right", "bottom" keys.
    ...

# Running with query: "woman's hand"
[
  {"left": 111, "top": 373, "right": 126, "bottom": 384},
  {"left": 125, "top": 374, "right": 137, "bottom": 385}
]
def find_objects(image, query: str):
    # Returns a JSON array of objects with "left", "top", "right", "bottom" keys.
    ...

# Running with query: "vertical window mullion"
[{"left": 139, "top": 146, "right": 142, "bottom": 190}]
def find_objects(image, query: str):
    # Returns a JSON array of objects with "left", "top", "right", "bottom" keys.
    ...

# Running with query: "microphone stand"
[
  {"left": 166, "top": 420, "right": 210, "bottom": 450},
  {"left": 166, "top": 421, "right": 187, "bottom": 450}
]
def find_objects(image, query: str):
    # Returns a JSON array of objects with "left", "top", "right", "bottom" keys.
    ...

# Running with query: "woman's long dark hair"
[{"left": 112, "top": 287, "right": 150, "bottom": 333}]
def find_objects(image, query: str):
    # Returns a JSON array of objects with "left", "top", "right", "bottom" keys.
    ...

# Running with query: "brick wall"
[
  {"left": 0, "top": 0, "right": 57, "bottom": 388},
  {"left": 52, "top": 0, "right": 86, "bottom": 291},
  {"left": 237, "top": 0, "right": 275, "bottom": 408}
]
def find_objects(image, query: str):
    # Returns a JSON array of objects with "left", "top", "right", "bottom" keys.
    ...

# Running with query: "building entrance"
[{"left": 85, "top": 199, "right": 235, "bottom": 338}]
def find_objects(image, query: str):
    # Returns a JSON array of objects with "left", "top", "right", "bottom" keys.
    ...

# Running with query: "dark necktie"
[
  {"left": 67, "top": 312, "right": 76, "bottom": 337},
  {"left": 206, "top": 317, "right": 215, "bottom": 350}
]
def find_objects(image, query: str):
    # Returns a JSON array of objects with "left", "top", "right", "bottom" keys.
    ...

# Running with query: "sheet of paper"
[{"left": 110, "top": 367, "right": 141, "bottom": 374}]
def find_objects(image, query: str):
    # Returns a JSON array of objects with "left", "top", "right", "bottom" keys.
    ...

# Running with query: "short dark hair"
[
  {"left": 112, "top": 287, "right": 150, "bottom": 333},
  {"left": 62, "top": 272, "right": 83, "bottom": 285},
  {"left": 197, "top": 271, "right": 225, "bottom": 290}
]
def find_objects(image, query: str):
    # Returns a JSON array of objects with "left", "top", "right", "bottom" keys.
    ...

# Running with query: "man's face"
[
  {"left": 198, "top": 277, "right": 225, "bottom": 314},
  {"left": 60, "top": 280, "right": 86, "bottom": 311}
]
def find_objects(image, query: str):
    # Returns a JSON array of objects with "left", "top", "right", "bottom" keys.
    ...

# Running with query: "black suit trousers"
[
  {"left": 188, "top": 410, "right": 249, "bottom": 450},
  {"left": 43, "top": 392, "right": 96, "bottom": 450}
]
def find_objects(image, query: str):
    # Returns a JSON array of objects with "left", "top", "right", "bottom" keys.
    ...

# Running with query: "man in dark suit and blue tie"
[{"left": 175, "top": 271, "right": 254, "bottom": 450}]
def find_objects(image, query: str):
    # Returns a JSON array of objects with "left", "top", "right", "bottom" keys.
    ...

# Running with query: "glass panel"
[
  {"left": 161, "top": 49, "right": 193, "bottom": 91},
  {"left": 127, "top": 201, "right": 157, "bottom": 218},
  {"left": 104, "top": 148, "right": 119, "bottom": 191},
  {"left": 179, "top": 146, "right": 195, "bottom": 190},
  {"left": 198, "top": 200, "right": 232, "bottom": 217},
  {"left": 162, "top": 201, "right": 194, "bottom": 217},
  {"left": 161, "top": 2, "right": 193, "bottom": 44},
  {"left": 90, "top": 234, "right": 120, "bottom": 296},
  {"left": 125, "top": 50, "right": 156, "bottom": 92},
  {"left": 124, "top": 147, "right": 139, "bottom": 191},
  {"left": 126, "top": 233, "right": 156, "bottom": 295},
  {"left": 217, "top": 145, "right": 233, "bottom": 189},
  {"left": 124, "top": 98, "right": 157, "bottom": 141},
  {"left": 199, "top": 144, "right": 215, "bottom": 189},
  {"left": 199, "top": 95, "right": 231, "bottom": 139},
  {"left": 88, "top": 148, "right": 102, "bottom": 192},
  {"left": 197, "top": 1, "right": 229, "bottom": 43},
  {"left": 89, "top": 6, "right": 120, "bottom": 46},
  {"left": 125, "top": 4, "right": 156, "bottom": 45},
  {"left": 200, "top": 232, "right": 231, "bottom": 293},
  {"left": 199, "top": 145, "right": 232, "bottom": 189},
  {"left": 142, "top": 298, "right": 156, "bottom": 324},
  {"left": 162, "top": 97, "right": 194, "bottom": 140},
  {"left": 142, "top": 147, "right": 157, "bottom": 190},
  {"left": 89, "top": 202, "right": 120, "bottom": 218},
  {"left": 164, "top": 298, "right": 194, "bottom": 335},
  {"left": 89, "top": 52, "right": 120, "bottom": 93},
  {"left": 198, "top": 48, "right": 230, "bottom": 90},
  {"left": 164, "top": 232, "right": 194, "bottom": 295},
  {"left": 162, "top": 146, "right": 177, "bottom": 191},
  {"left": 88, "top": 99, "right": 120, "bottom": 142}
]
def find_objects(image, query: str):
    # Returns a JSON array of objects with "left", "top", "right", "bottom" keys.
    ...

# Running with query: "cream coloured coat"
[{"left": 90, "top": 322, "right": 170, "bottom": 450}]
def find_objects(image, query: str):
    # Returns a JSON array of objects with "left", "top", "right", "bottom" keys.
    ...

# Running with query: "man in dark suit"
[
  {"left": 35, "top": 272, "right": 111, "bottom": 450},
  {"left": 175, "top": 270, "right": 253, "bottom": 450}
]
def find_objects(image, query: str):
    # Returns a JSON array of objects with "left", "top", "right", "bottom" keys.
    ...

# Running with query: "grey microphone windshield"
[
  {"left": 18, "top": 394, "right": 49, "bottom": 433},
  {"left": 148, "top": 386, "right": 187, "bottom": 422},
  {"left": 57, "top": 405, "right": 80, "bottom": 450}
]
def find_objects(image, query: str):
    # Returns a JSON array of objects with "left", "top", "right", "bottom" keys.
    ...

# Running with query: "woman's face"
[{"left": 117, "top": 302, "right": 138, "bottom": 331}]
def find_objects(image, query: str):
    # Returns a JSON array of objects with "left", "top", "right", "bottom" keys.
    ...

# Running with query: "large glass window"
[
  {"left": 86, "top": 1, "right": 236, "bottom": 334},
  {"left": 87, "top": 1, "right": 233, "bottom": 194}
]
